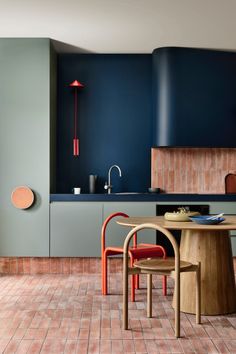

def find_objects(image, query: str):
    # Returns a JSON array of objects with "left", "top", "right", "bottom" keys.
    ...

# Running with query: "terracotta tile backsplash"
[{"left": 151, "top": 148, "right": 236, "bottom": 193}]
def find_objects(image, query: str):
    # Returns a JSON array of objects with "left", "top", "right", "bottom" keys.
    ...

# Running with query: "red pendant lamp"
[{"left": 69, "top": 80, "right": 84, "bottom": 156}]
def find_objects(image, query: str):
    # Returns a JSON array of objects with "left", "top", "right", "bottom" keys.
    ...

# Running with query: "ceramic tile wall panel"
[
  {"left": 0, "top": 257, "right": 235, "bottom": 274},
  {"left": 0, "top": 257, "right": 122, "bottom": 274},
  {"left": 151, "top": 148, "right": 236, "bottom": 193}
]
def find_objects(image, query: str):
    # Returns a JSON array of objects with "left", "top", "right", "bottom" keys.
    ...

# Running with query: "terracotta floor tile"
[
  {"left": 67, "top": 326, "right": 79, "bottom": 339},
  {"left": 64, "top": 339, "right": 78, "bottom": 354},
  {"left": 134, "top": 339, "right": 147, "bottom": 352},
  {"left": 101, "top": 328, "right": 111, "bottom": 339},
  {"left": 0, "top": 273, "right": 235, "bottom": 354},
  {"left": 100, "top": 339, "right": 112, "bottom": 353},
  {"left": 27, "top": 339, "right": 44, "bottom": 353},
  {"left": 111, "top": 339, "right": 124, "bottom": 353},
  {"left": 88, "top": 339, "right": 100, "bottom": 353},
  {"left": 3, "top": 339, "right": 20, "bottom": 353},
  {"left": 24, "top": 328, "right": 47, "bottom": 340},
  {"left": 76, "top": 339, "right": 89, "bottom": 354},
  {"left": 15, "top": 339, "right": 32, "bottom": 353},
  {"left": 145, "top": 339, "right": 159, "bottom": 353},
  {"left": 166, "top": 338, "right": 183, "bottom": 353},
  {"left": 0, "top": 327, "right": 16, "bottom": 339},
  {"left": 40, "top": 338, "right": 55, "bottom": 353},
  {"left": 111, "top": 327, "right": 122, "bottom": 339},
  {"left": 224, "top": 339, "right": 236, "bottom": 352},
  {"left": 0, "top": 339, "right": 10, "bottom": 353},
  {"left": 79, "top": 328, "right": 90, "bottom": 339},
  {"left": 123, "top": 339, "right": 135, "bottom": 352},
  {"left": 12, "top": 328, "right": 27, "bottom": 340},
  {"left": 178, "top": 338, "right": 195, "bottom": 353}
]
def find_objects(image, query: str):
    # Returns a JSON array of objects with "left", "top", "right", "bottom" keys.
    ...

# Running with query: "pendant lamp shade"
[
  {"left": 69, "top": 80, "right": 84, "bottom": 88},
  {"left": 69, "top": 80, "right": 84, "bottom": 156}
]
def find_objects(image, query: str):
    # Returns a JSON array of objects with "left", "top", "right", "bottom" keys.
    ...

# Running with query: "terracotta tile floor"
[{"left": 0, "top": 274, "right": 235, "bottom": 353}]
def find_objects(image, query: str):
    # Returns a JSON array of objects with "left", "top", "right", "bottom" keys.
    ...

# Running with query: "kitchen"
[{"left": 0, "top": 1, "right": 236, "bottom": 353}]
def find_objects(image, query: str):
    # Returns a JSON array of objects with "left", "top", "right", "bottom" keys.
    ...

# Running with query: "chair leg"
[
  {"left": 147, "top": 274, "right": 152, "bottom": 318},
  {"left": 130, "top": 256, "right": 136, "bottom": 302},
  {"left": 163, "top": 275, "right": 167, "bottom": 296},
  {"left": 196, "top": 262, "right": 201, "bottom": 324},
  {"left": 101, "top": 254, "right": 104, "bottom": 294},
  {"left": 102, "top": 253, "right": 108, "bottom": 295},
  {"left": 135, "top": 274, "right": 139, "bottom": 289},
  {"left": 123, "top": 257, "right": 129, "bottom": 330},
  {"left": 175, "top": 271, "right": 180, "bottom": 338}
]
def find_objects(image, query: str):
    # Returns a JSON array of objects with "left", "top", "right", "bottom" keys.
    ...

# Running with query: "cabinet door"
[
  {"left": 103, "top": 202, "right": 156, "bottom": 248},
  {"left": 210, "top": 202, "right": 236, "bottom": 256},
  {"left": 50, "top": 202, "right": 103, "bottom": 257},
  {"left": 0, "top": 39, "right": 51, "bottom": 256}
]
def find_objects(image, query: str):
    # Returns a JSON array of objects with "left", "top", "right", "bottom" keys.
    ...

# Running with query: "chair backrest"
[
  {"left": 101, "top": 212, "right": 132, "bottom": 253},
  {"left": 123, "top": 223, "right": 180, "bottom": 278},
  {"left": 225, "top": 173, "right": 236, "bottom": 194}
]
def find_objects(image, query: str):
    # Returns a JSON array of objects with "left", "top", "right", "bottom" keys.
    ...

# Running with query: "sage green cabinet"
[
  {"left": 50, "top": 202, "right": 103, "bottom": 256},
  {"left": 50, "top": 201, "right": 156, "bottom": 257},
  {"left": 50, "top": 200, "right": 236, "bottom": 257},
  {"left": 0, "top": 39, "right": 56, "bottom": 256},
  {"left": 210, "top": 202, "right": 236, "bottom": 256}
]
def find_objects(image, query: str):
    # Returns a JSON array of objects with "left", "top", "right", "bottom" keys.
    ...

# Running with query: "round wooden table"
[{"left": 117, "top": 216, "right": 236, "bottom": 315}]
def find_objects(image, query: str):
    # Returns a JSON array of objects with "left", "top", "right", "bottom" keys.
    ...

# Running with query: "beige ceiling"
[{"left": 0, "top": 0, "right": 236, "bottom": 53}]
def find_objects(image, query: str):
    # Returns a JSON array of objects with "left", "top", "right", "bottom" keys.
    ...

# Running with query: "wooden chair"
[
  {"left": 101, "top": 212, "right": 167, "bottom": 302},
  {"left": 123, "top": 223, "right": 201, "bottom": 338},
  {"left": 225, "top": 173, "right": 236, "bottom": 193}
]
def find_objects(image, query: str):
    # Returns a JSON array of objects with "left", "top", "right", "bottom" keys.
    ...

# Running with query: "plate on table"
[{"left": 189, "top": 215, "right": 225, "bottom": 225}]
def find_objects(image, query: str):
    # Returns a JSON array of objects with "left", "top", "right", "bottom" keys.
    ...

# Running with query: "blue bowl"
[{"left": 189, "top": 215, "right": 225, "bottom": 225}]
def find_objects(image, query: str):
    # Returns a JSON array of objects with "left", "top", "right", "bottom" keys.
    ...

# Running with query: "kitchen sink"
[{"left": 114, "top": 192, "right": 142, "bottom": 195}]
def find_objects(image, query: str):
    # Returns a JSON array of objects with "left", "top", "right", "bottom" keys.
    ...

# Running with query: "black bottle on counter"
[{"left": 89, "top": 175, "right": 97, "bottom": 194}]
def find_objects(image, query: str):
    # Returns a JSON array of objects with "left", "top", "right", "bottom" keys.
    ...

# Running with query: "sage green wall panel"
[
  {"left": 50, "top": 202, "right": 103, "bottom": 257},
  {"left": 103, "top": 202, "right": 156, "bottom": 248},
  {"left": 0, "top": 39, "right": 51, "bottom": 256}
]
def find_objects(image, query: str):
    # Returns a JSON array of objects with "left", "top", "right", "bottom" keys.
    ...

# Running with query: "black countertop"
[{"left": 50, "top": 193, "right": 236, "bottom": 202}]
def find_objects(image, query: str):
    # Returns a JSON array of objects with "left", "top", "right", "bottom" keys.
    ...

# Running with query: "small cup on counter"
[{"left": 72, "top": 187, "right": 81, "bottom": 194}]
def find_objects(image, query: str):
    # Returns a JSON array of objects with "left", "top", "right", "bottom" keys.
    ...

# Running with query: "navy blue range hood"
[{"left": 152, "top": 47, "right": 236, "bottom": 147}]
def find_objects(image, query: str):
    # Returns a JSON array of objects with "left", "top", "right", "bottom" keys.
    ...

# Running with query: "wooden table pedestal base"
[{"left": 179, "top": 230, "right": 236, "bottom": 315}]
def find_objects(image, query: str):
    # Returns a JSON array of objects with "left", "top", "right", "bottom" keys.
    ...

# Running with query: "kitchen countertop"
[{"left": 50, "top": 193, "right": 236, "bottom": 202}]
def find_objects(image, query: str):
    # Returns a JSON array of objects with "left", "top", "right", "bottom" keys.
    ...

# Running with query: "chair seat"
[
  {"left": 105, "top": 243, "right": 164, "bottom": 258},
  {"left": 134, "top": 257, "right": 193, "bottom": 272}
]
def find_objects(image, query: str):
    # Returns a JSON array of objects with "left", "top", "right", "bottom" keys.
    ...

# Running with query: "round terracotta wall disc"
[{"left": 11, "top": 186, "right": 34, "bottom": 209}]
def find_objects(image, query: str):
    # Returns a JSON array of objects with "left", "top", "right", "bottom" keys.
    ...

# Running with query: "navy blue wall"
[{"left": 57, "top": 54, "right": 152, "bottom": 193}]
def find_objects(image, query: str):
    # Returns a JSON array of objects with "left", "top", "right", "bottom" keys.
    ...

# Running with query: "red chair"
[{"left": 101, "top": 212, "right": 167, "bottom": 301}]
